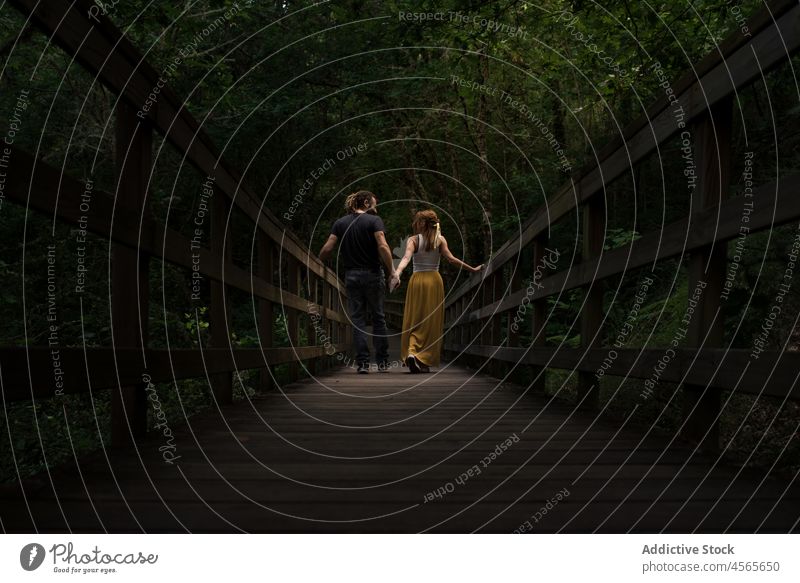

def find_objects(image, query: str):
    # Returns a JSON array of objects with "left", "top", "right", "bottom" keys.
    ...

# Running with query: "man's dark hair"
[{"left": 344, "top": 190, "right": 375, "bottom": 213}]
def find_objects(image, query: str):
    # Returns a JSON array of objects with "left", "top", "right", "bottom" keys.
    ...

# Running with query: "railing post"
[
  {"left": 471, "top": 295, "right": 481, "bottom": 371},
  {"left": 326, "top": 282, "right": 335, "bottom": 368},
  {"left": 210, "top": 189, "right": 233, "bottom": 404},
  {"left": 286, "top": 257, "right": 301, "bottom": 381},
  {"left": 531, "top": 236, "right": 548, "bottom": 394},
  {"left": 447, "top": 297, "right": 464, "bottom": 363},
  {"left": 507, "top": 260, "right": 522, "bottom": 382},
  {"left": 322, "top": 282, "right": 332, "bottom": 371},
  {"left": 480, "top": 277, "right": 491, "bottom": 371},
  {"left": 346, "top": 285, "right": 351, "bottom": 359},
  {"left": 111, "top": 101, "right": 151, "bottom": 448},
  {"left": 258, "top": 231, "right": 275, "bottom": 391},
  {"left": 683, "top": 97, "right": 732, "bottom": 451},
  {"left": 336, "top": 283, "right": 345, "bottom": 366},
  {"left": 453, "top": 299, "right": 460, "bottom": 355},
  {"left": 460, "top": 298, "right": 468, "bottom": 356},
  {"left": 578, "top": 194, "right": 604, "bottom": 410},
  {"left": 306, "top": 272, "right": 317, "bottom": 376},
  {"left": 339, "top": 283, "right": 350, "bottom": 368},
  {"left": 490, "top": 269, "right": 504, "bottom": 378}
]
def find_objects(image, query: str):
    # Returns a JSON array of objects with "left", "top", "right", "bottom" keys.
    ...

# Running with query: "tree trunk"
[
  {"left": 446, "top": 128, "right": 468, "bottom": 265},
  {"left": 476, "top": 48, "right": 492, "bottom": 262}
]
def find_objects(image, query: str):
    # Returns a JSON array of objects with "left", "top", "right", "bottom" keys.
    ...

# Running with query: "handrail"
[
  {"left": 442, "top": 0, "right": 800, "bottom": 451},
  {"left": 1, "top": 346, "right": 348, "bottom": 401},
  {"left": 2, "top": 0, "right": 352, "bottom": 448},
  {"left": 453, "top": 173, "right": 800, "bottom": 324},
  {"left": 7, "top": 0, "right": 340, "bottom": 287},
  {"left": 3, "top": 146, "right": 349, "bottom": 324},
  {"left": 446, "top": 0, "right": 800, "bottom": 306}
]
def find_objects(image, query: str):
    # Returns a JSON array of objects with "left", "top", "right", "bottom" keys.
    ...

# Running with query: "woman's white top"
[{"left": 412, "top": 234, "right": 441, "bottom": 272}]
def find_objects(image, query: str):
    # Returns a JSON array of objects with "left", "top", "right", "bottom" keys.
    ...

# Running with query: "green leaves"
[{"left": 183, "top": 306, "right": 210, "bottom": 346}]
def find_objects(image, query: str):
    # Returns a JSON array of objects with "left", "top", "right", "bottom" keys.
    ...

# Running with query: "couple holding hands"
[{"left": 319, "top": 190, "right": 483, "bottom": 374}]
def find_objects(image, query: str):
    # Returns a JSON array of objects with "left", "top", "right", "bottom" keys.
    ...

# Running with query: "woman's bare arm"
[
  {"left": 439, "top": 237, "right": 482, "bottom": 272},
  {"left": 393, "top": 236, "right": 417, "bottom": 276}
]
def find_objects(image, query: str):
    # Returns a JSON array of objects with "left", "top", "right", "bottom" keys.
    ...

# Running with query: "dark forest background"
[{"left": 1, "top": 0, "right": 798, "bottom": 483}]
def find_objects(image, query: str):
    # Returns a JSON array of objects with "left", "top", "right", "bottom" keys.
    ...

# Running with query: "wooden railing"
[
  {"left": 1, "top": 0, "right": 350, "bottom": 448},
  {"left": 444, "top": 0, "right": 800, "bottom": 451},
  {"left": 3, "top": 0, "right": 798, "bottom": 460}
]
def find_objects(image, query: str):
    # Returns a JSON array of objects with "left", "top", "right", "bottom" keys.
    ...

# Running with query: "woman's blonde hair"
[{"left": 412, "top": 209, "right": 441, "bottom": 250}]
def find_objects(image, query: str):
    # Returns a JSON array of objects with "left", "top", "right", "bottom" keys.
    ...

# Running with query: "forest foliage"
[{"left": 0, "top": 0, "right": 798, "bottom": 482}]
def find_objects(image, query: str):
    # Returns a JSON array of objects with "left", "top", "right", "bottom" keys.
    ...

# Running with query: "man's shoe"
[
  {"left": 377, "top": 361, "right": 390, "bottom": 373},
  {"left": 406, "top": 355, "right": 420, "bottom": 374},
  {"left": 357, "top": 363, "right": 369, "bottom": 374}
]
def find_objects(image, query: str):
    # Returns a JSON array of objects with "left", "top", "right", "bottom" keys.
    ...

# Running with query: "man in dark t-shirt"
[
  {"left": 331, "top": 212, "right": 385, "bottom": 270},
  {"left": 319, "top": 190, "right": 398, "bottom": 373}
]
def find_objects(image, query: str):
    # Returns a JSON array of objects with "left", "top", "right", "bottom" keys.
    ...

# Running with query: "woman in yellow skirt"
[{"left": 392, "top": 210, "right": 483, "bottom": 373}]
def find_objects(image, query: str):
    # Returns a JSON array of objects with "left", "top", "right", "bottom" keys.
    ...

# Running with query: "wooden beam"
[
  {"left": 258, "top": 232, "right": 276, "bottom": 391},
  {"left": 6, "top": 0, "right": 342, "bottom": 289},
  {"left": 305, "top": 273, "right": 318, "bottom": 377},
  {"left": 209, "top": 189, "right": 233, "bottom": 404},
  {"left": 446, "top": 173, "right": 800, "bottom": 326},
  {"left": 2, "top": 145, "right": 349, "bottom": 323},
  {"left": 110, "top": 102, "right": 150, "bottom": 447},
  {"left": 321, "top": 282, "right": 333, "bottom": 371},
  {"left": 578, "top": 194, "right": 604, "bottom": 410},
  {"left": 444, "top": 345, "right": 800, "bottom": 401},
  {"left": 0, "top": 345, "right": 349, "bottom": 402},
  {"left": 682, "top": 98, "right": 732, "bottom": 451},
  {"left": 459, "top": 297, "right": 468, "bottom": 349},
  {"left": 530, "top": 236, "right": 549, "bottom": 395},
  {"left": 507, "top": 263, "right": 522, "bottom": 349},
  {"left": 286, "top": 257, "right": 301, "bottom": 382},
  {"left": 490, "top": 270, "right": 504, "bottom": 378},
  {"left": 446, "top": 0, "right": 800, "bottom": 307}
]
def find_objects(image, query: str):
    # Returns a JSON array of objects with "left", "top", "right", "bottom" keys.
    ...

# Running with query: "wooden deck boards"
[{"left": 1, "top": 363, "right": 798, "bottom": 533}]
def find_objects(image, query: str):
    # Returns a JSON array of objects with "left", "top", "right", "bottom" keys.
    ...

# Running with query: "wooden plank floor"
[{"left": 2, "top": 361, "right": 799, "bottom": 533}]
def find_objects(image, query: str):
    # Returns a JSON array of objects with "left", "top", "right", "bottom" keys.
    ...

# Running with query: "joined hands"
[{"left": 388, "top": 272, "right": 401, "bottom": 293}]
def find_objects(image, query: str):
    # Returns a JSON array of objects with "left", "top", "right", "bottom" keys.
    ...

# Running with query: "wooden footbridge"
[{"left": 1, "top": 0, "right": 799, "bottom": 532}]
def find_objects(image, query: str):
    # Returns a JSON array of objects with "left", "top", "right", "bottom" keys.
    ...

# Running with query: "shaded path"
[{"left": 2, "top": 359, "right": 798, "bottom": 533}]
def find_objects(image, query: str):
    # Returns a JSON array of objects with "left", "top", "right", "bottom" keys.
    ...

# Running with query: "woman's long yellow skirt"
[{"left": 400, "top": 270, "right": 445, "bottom": 367}]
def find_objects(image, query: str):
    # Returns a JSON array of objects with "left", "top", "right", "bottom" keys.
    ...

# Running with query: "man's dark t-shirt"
[{"left": 331, "top": 213, "right": 386, "bottom": 270}]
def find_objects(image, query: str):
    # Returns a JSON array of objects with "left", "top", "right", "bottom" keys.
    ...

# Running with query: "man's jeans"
[{"left": 345, "top": 268, "right": 389, "bottom": 366}]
